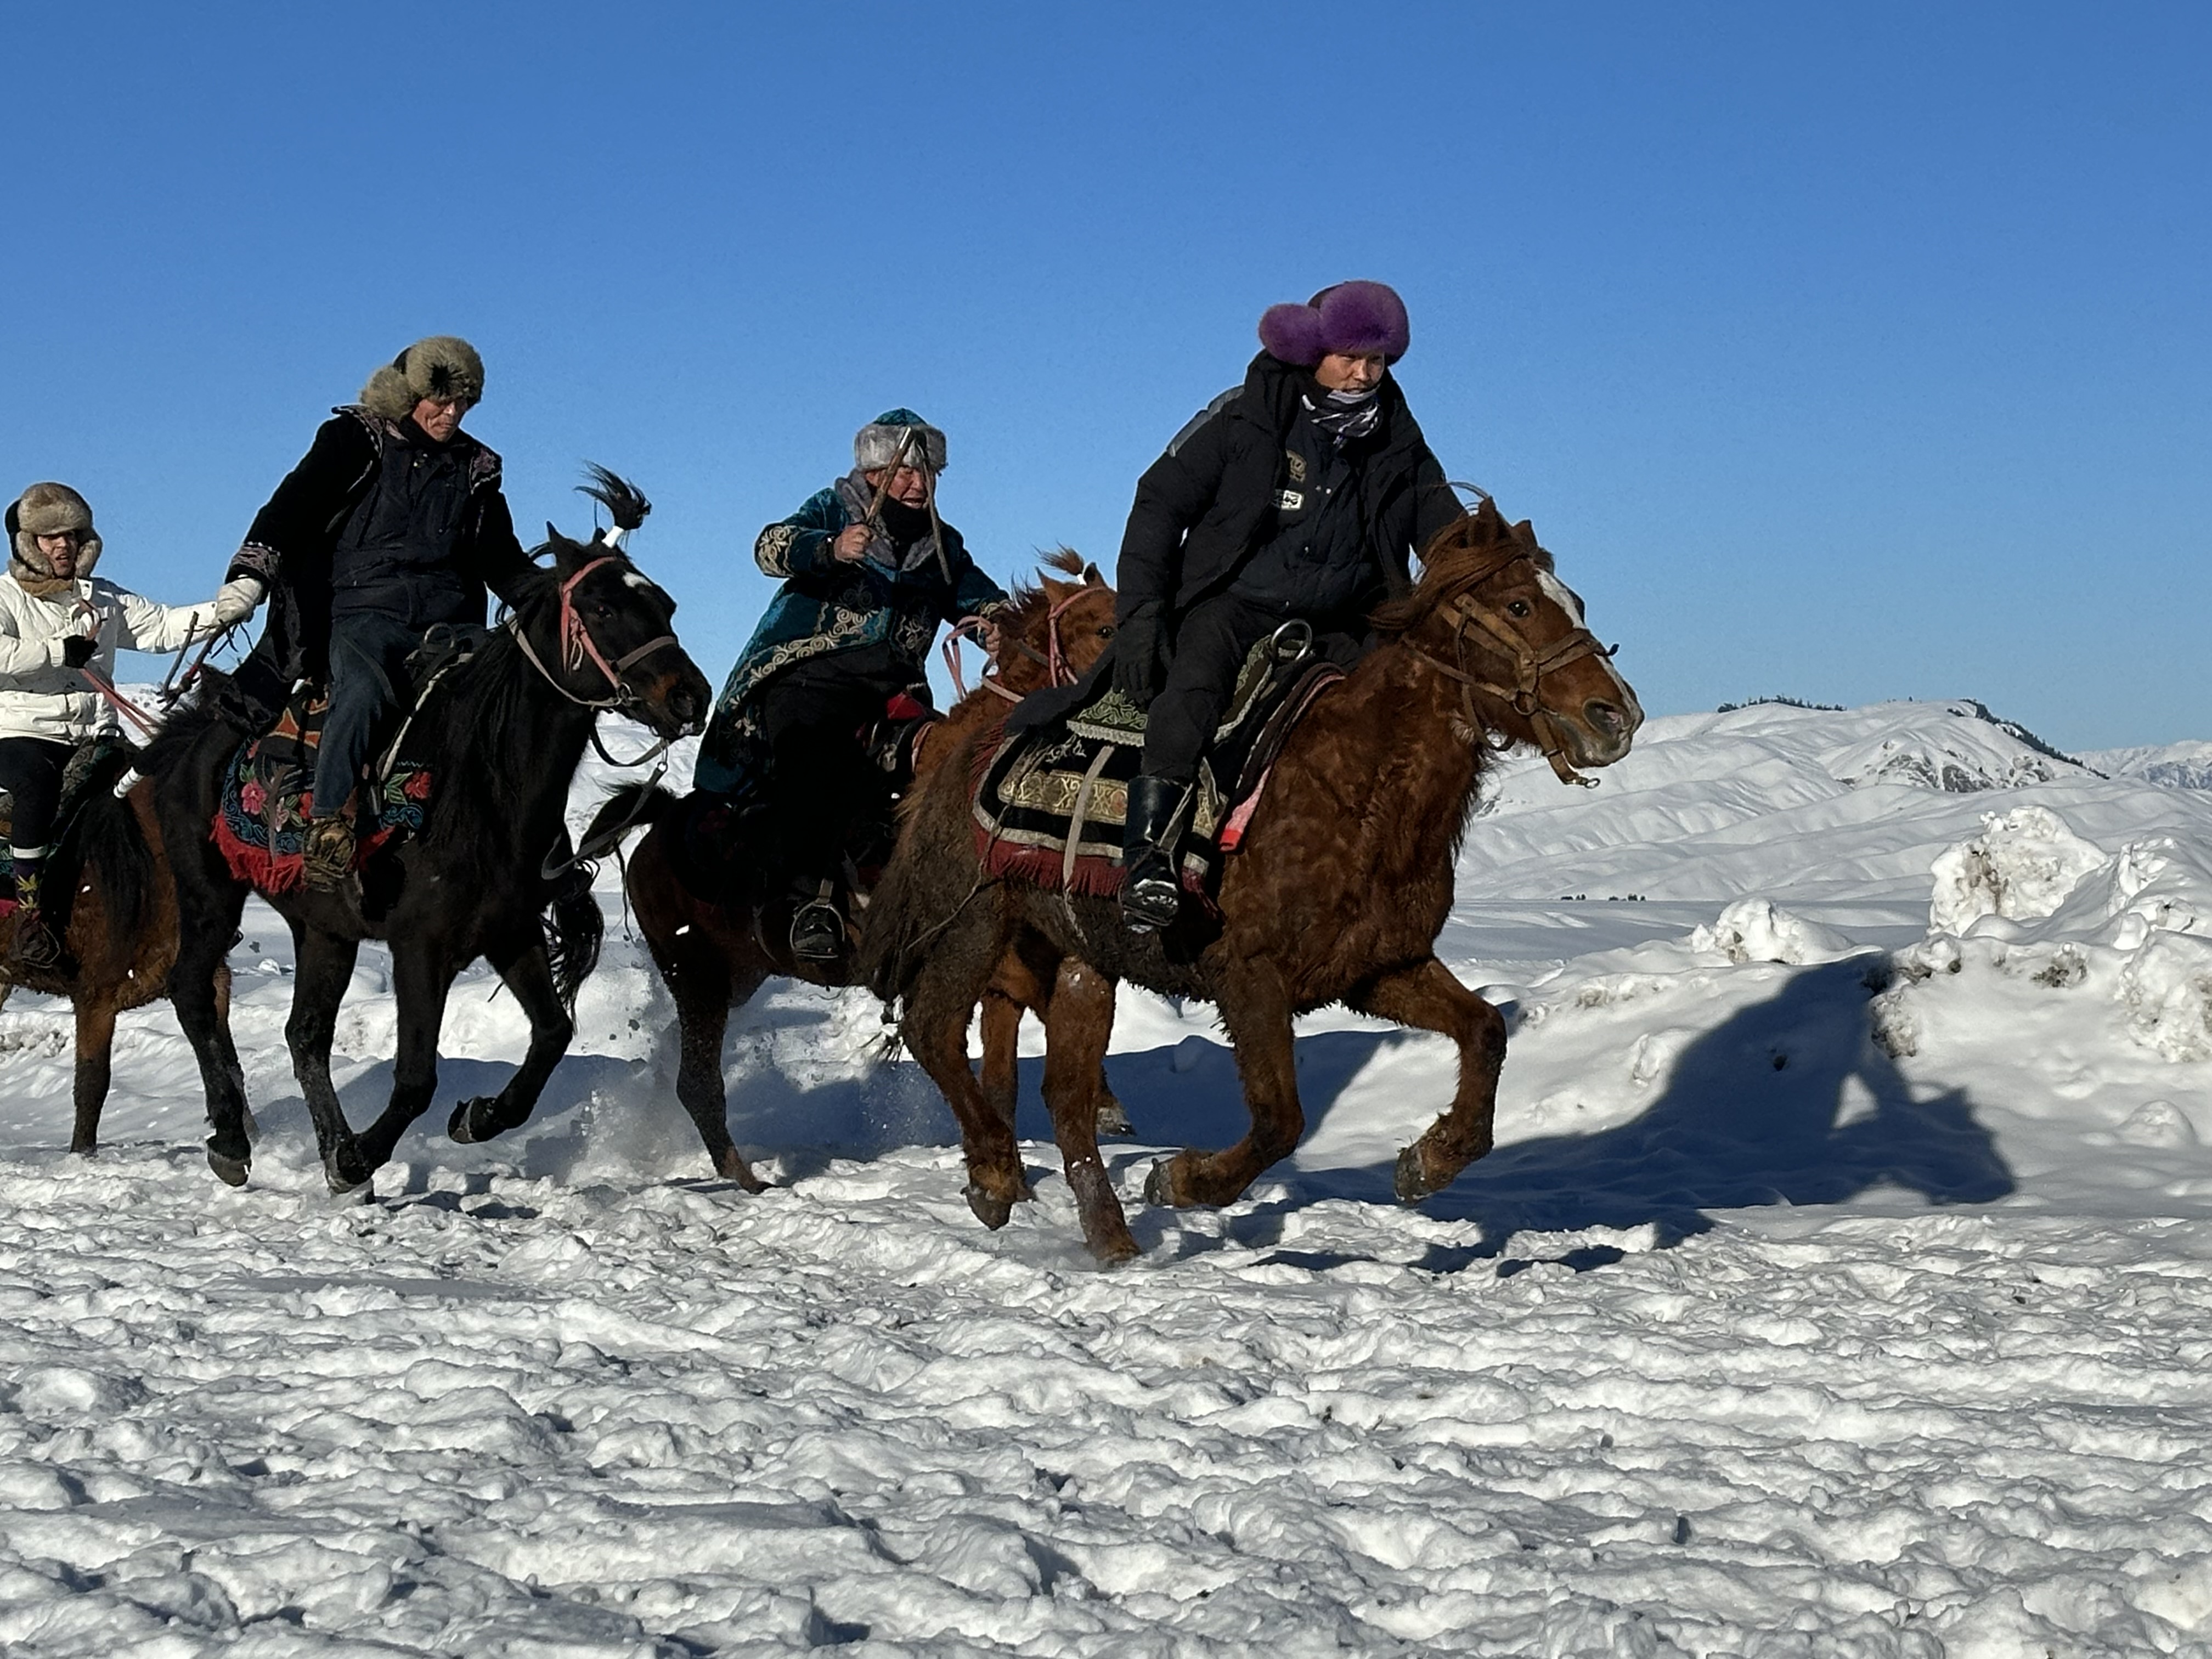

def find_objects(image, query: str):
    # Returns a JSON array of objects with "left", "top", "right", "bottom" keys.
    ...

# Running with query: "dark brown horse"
[
  {"left": 581, "top": 550, "right": 1122, "bottom": 1187},
  {"left": 0, "top": 753, "right": 238, "bottom": 1154},
  {"left": 862, "top": 500, "right": 1643, "bottom": 1262}
]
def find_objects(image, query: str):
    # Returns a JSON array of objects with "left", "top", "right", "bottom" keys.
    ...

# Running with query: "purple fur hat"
[{"left": 1257, "top": 280, "right": 1411, "bottom": 366}]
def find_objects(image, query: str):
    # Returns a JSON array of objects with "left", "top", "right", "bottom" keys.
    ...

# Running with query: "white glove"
[{"left": 211, "top": 577, "right": 266, "bottom": 627}]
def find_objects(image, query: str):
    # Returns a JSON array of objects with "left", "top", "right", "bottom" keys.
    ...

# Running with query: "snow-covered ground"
[{"left": 7, "top": 697, "right": 2212, "bottom": 1654}]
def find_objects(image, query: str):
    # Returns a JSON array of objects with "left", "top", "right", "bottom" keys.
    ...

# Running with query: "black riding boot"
[
  {"left": 1119, "top": 774, "right": 1186, "bottom": 933},
  {"left": 789, "top": 879, "right": 847, "bottom": 963},
  {"left": 7, "top": 856, "right": 60, "bottom": 972}
]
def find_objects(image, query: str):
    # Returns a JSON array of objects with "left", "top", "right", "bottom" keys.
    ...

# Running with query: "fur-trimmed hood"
[
  {"left": 8, "top": 482, "right": 101, "bottom": 594},
  {"left": 360, "top": 335, "right": 486, "bottom": 422}
]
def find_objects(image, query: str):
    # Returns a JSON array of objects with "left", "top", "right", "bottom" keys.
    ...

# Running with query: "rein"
[
  {"left": 1403, "top": 543, "right": 1612, "bottom": 787},
  {"left": 941, "top": 586, "right": 1091, "bottom": 705}
]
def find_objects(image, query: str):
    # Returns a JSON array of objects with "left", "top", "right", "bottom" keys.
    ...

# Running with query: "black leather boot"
[{"left": 1119, "top": 774, "right": 1186, "bottom": 933}]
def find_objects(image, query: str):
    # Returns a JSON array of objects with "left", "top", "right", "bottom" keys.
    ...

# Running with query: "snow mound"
[
  {"left": 1688, "top": 897, "right": 1858, "bottom": 964},
  {"left": 1928, "top": 806, "right": 2110, "bottom": 932},
  {"left": 1887, "top": 808, "right": 2212, "bottom": 1064}
]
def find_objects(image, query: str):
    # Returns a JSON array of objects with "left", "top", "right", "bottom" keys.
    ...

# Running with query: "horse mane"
[{"left": 1369, "top": 506, "right": 1554, "bottom": 639}]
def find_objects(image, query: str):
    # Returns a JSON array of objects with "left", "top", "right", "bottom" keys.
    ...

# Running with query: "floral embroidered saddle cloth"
[{"left": 213, "top": 684, "right": 435, "bottom": 892}]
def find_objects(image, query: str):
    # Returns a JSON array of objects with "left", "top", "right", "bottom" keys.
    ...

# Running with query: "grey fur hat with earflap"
[
  {"left": 854, "top": 408, "right": 947, "bottom": 475},
  {"left": 7, "top": 482, "right": 101, "bottom": 592},
  {"left": 360, "top": 335, "right": 486, "bottom": 422}
]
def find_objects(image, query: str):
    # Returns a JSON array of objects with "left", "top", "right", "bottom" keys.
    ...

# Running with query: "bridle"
[
  {"left": 1404, "top": 538, "right": 1614, "bottom": 787},
  {"left": 508, "top": 549, "right": 681, "bottom": 715},
  {"left": 942, "top": 585, "right": 1094, "bottom": 704}
]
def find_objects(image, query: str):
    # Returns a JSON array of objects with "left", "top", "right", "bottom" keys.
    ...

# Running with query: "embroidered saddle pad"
[
  {"left": 971, "top": 636, "right": 1343, "bottom": 901},
  {"left": 212, "top": 684, "right": 435, "bottom": 892},
  {"left": 0, "top": 736, "right": 131, "bottom": 917}
]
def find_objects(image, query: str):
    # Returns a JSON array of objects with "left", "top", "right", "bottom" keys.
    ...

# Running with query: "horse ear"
[
  {"left": 1040, "top": 576, "right": 1074, "bottom": 606},
  {"left": 1082, "top": 562, "right": 1104, "bottom": 586},
  {"left": 1513, "top": 518, "right": 1537, "bottom": 544}
]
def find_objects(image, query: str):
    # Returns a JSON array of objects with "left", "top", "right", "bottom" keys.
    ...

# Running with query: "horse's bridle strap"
[
  {"left": 1405, "top": 549, "right": 1609, "bottom": 786},
  {"left": 511, "top": 554, "right": 680, "bottom": 710}
]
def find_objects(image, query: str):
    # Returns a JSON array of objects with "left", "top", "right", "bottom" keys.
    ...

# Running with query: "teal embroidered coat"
[{"left": 695, "top": 479, "right": 1010, "bottom": 795}]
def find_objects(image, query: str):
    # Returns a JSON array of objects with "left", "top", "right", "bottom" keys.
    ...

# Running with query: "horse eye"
[
  {"left": 591, "top": 600, "right": 616, "bottom": 619},
  {"left": 1101, "top": 624, "right": 1116, "bottom": 638},
  {"left": 1508, "top": 600, "right": 1532, "bottom": 619}
]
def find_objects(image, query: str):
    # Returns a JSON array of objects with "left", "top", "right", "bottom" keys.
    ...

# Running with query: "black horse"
[{"left": 137, "top": 472, "right": 710, "bottom": 1193}]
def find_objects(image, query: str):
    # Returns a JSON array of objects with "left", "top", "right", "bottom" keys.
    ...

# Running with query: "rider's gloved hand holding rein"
[{"left": 0, "top": 482, "right": 258, "bottom": 971}]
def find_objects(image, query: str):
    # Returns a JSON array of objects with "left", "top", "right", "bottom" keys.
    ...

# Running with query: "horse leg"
[
  {"left": 1144, "top": 968, "right": 1302, "bottom": 1209},
  {"left": 346, "top": 938, "right": 456, "bottom": 1183},
  {"left": 69, "top": 997, "right": 117, "bottom": 1156},
  {"left": 1347, "top": 956, "right": 1507, "bottom": 1201},
  {"left": 979, "top": 979, "right": 1025, "bottom": 1135},
  {"left": 665, "top": 938, "right": 766, "bottom": 1190},
  {"left": 902, "top": 940, "right": 1031, "bottom": 1229},
  {"left": 173, "top": 883, "right": 253, "bottom": 1186},
  {"left": 286, "top": 927, "right": 370, "bottom": 1193},
  {"left": 1039, "top": 958, "right": 1137, "bottom": 1264},
  {"left": 447, "top": 938, "right": 573, "bottom": 1146},
  {"left": 986, "top": 952, "right": 1132, "bottom": 1139}
]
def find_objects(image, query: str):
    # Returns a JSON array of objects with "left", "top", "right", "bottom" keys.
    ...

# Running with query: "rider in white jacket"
[{"left": 1, "top": 482, "right": 261, "bottom": 969}]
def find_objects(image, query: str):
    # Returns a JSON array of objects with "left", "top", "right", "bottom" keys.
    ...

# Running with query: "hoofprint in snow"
[{"left": 5, "top": 697, "right": 2212, "bottom": 1654}]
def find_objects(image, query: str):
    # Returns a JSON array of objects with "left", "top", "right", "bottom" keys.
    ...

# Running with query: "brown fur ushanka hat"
[
  {"left": 7, "top": 482, "right": 101, "bottom": 583},
  {"left": 360, "top": 336, "right": 486, "bottom": 421}
]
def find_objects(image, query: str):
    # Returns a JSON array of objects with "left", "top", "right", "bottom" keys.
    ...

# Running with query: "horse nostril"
[{"left": 1584, "top": 699, "right": 1624, "bottom": 737}]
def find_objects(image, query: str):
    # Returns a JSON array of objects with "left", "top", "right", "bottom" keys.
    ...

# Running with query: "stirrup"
[
  {"left": 1120, "top": 855, "right": 1182, "bottom": 933},
  {"left": 789, "top": 897, "right": 847, "bottom": 962}
]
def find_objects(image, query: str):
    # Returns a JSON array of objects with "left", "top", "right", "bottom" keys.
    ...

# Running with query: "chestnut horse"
[
  {"left": 862, "top": 500, "right": 1643, "bottom": 1262},
  {"left": 581, "top": 550, "right": 1122, "bottom": 1187},
  {"left": 0, "top": 751, "right": 238, "bottom": 1154}
]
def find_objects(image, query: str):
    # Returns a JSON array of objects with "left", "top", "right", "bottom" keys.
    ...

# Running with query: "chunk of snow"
[
  {"left": 1927, "top": 806, "right": 2107, "bottom": 933},
  {"left": 1689, "top": 897, "right": 1856, "bottom": 964}
]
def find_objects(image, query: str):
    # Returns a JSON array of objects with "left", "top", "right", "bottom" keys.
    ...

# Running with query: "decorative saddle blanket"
[
  {"left": 971, "top": 636, "right": 1344, "bottom": 901},
  {"left": 212, "top": 685, "right": 436, "bottom": 892},
  {"left": 0, "top": 736, "right": 129, "bottom": 918}
]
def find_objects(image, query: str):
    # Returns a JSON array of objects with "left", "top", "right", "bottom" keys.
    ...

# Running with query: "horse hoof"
[
  {"left": 1096, "top": 1099, "right": 1134, "bottom": 1138},
  {"left": 1088, "top": 1231, "right": 1142, "bottom": 1267},
  {"left": 966, "top": 1184, "right": 1014, "bottom": 1230},
  {"left": 1142, "top": 1159, "right": 1181, "bottom": 1207},
  {"left": 324, "top": 1148, "right": 373, "bottom": 1197},
  {"left": 1393, "top": 1144, "right": 1441, "bottom": 1203},
  {"left": 448, "top": 1097, "right": 506, "bottom": 1144},
  {"left": 714, "top": 1149, "right": 767, "bottom": 1192},
  {"left": 207, "top": 1148, "right": 250, "bottom": 1188}
]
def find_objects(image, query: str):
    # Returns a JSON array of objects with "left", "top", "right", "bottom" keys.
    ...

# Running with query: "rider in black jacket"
[
  {"left": 1109, "top": 281, "right": 1463, "bottom": 929},
  {"left": 223, "top": 337, "right": 532, "bottom": 885}
]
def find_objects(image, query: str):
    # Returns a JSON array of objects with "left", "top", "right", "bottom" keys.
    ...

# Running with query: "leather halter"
[
  {"left": 509, "top": 554, "right": 681, "bottom": 712},
  {"left": 1405, "top": 540, "right": 1612, "bottom": 786}
]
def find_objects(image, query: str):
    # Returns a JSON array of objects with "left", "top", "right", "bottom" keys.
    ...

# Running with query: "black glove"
[
  {"left": 60, "top": 635, "right": 96, "bottom": 670},
  {"left": 1113, "top": 603, "right": 1163, "bottom": 707}
]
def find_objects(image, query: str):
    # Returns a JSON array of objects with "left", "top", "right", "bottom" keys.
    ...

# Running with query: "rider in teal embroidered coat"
[{"left": 695, "top": 410, "right": 1010, "bottom": 796}]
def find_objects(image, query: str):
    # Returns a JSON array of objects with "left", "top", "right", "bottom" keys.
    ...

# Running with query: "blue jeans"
[{"left": 311, "top": 613, "right": 423, "bottom": 823}]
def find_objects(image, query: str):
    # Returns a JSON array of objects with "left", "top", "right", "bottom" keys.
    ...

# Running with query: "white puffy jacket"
[{"left": 0, "top": 572, "right": 226, "bottom": 744}]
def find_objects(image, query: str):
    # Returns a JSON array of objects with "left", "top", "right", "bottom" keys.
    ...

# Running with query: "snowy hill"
[
  {"left": 7, "top": 697, "right": 2212, "bottom": 1653},
  {"left": 2083, "top": 737, "right": 2212, "bottom": 791}
]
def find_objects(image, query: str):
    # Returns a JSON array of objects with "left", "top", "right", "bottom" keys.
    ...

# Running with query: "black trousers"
[
  {"left": 0, "top": 735, "right": 73, "bottom": 857},
  {"left": 312, "top": 612, "right": 424, "bottom": 821},
  {"left": 1142, "top": 593, "right": 1365, "bottom": 783},
  {"left": 752, "top": 646, "right": 918, "bottom": 887}
]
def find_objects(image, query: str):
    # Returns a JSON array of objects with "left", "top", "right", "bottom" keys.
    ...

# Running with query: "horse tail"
[
  {"left": 579, "top": 783, "right": 681, "bottom": 858},
  {"left": 51, "top": 747, "right": 154, "bottom": 959},
  {"left": 543, "top": 871, "right": 605, "bottom": 1015}
]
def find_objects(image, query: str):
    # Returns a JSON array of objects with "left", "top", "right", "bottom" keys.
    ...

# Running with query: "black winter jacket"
[
  {"left": 225, "top": 407, "right": 532, "bottom": 693},
  {"left": 1115, "top": 353, "right": 1460, "bottom": 623}
]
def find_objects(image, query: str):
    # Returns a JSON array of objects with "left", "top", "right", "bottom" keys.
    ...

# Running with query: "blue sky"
[{"left": 3, "top": 2, "right": 2204, "bottom": 751}]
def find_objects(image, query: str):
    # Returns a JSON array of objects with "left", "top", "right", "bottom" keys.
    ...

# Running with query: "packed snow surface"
[{"left": 7, "top": 696, "right": 2212, "bottom": 1654}]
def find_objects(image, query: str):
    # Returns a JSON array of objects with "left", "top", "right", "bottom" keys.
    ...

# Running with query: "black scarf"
[{"left": 1300, "top": 381, "right": 1384, "bottom": 449}]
